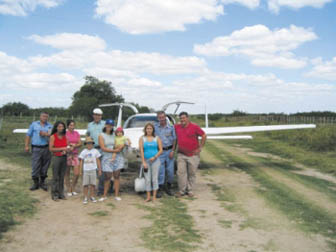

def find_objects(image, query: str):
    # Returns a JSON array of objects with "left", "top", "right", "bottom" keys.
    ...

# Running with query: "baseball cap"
[
  {"left": 105, "top": 119, "right": 114, "bottom": 125},
  {"left": 93, "top": 108, "right": 103, "bottom": 115},
  {"left": 116, "top": 127, "right": 123, "bottom": 132}
]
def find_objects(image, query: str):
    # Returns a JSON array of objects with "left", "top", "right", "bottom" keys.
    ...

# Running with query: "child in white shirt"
[{"left": 79, "top": 137, "right": 102, "bottom": 204}]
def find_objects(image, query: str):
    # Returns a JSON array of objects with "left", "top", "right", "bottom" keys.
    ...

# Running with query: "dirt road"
[{"left": 0, "top": 142, "right": 334, "bottom": 252}]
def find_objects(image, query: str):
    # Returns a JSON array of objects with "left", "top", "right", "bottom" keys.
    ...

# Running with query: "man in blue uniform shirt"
[
  {"left": 25, "top": 112, "right": 52, "bottom": 191},
  {"left": 154, "top": 111, "right": 176, "bottom": 196}
]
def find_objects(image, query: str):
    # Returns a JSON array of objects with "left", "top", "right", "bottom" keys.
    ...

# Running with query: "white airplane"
[{"left": 13, "top": 101, "right": 316, "bottom": 153}]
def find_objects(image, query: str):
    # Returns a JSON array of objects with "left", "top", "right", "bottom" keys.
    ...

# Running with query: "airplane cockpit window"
[
  {"left": 124, "top": 115, "right": 175, "bottom": 129},
  {"left": 124, "top": 116, "right": 158, "bottom": 128}
]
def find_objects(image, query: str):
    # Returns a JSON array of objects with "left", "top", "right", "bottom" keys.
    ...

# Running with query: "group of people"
[{"left": 24, "top": 108, "right": 207, "bottom": 204}]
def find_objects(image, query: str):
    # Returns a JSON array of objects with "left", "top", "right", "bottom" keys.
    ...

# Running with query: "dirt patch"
[
  {"left": 260, "top": 167, "right": 336, "bottom": 214},
  {"left": 0, "top": 190, "right": 151, "bottom": 252},
  {"left": 219, "top": 143, "right": 336, "bottom": 214},
  {"left": 204, "top": 142, "right": 330, "bottom": 251}
]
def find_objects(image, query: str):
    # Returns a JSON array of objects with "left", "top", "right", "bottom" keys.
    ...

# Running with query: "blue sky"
[{"left": 1, "top": 0, "right": 336, "bottom": 114}]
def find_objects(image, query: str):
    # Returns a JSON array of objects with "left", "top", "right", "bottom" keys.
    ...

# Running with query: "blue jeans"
[
  {"left": 158, "top": 150, "right": 174, "bottom": 185},
  {"left": 144, "top": 158, "right": 160, "bottom": 191}
]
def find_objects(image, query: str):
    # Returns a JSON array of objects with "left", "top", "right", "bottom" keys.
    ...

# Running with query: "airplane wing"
[
  {"left": 13, "top": 129, "right": 28, "bottom": 133},
  {"left": 207, "top": 135, "right": 252, "bottom": 139},
  {"left": 202, "top": 124, "right": 316, "bottom": 135},
  {"left": 13, "top": 129, "right": 88, "bottom": 135},
  {"left": 13, "top": 124, "right": 315, "bottom": 151}
]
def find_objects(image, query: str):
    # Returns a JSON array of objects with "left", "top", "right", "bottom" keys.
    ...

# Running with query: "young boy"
[
  {"left": 79, "top": 137, "right": 102, "bottom": 204},
  {"left": 111, "top": 127, "right": 131, "bottom": 162}
]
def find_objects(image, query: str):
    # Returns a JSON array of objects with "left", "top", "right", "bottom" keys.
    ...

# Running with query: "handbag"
[{"left": 134, "top": 165, "right": 146, "bottom": 192}]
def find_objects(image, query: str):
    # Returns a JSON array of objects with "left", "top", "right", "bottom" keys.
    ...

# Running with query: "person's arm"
[
  {"left": 99, "top": 135, "right": 122, "bottom": 153},
  {"left": 149, "top": 137, "right": 163, "bottom": 162},
  {"left": 139, "top": 137, "right": 147, "bottom": 169},
  {"left": 169, "top": 139, "right": 176, "bottom": 159},
  {"left": 194, "top": 133, "right": 207, "bottom": 155},
  {"left": 86, "top": 124, "right": 90, "bottom": 137},
  {"left": 79, "top": 159, "right": 83, "bottom": 176},
  {"left": 75, "top": 132, "right": 82, "bottom": 148},
  {"left": 97, "top": 158, "right": 102, "bottom": 176},
  {"left": 169, "top": 128, "right": 177, "bottom": 159},
  {"left": 25, "top": 123, "right": 34, "bottom": 152},
  {"left": 24, "top": 135, "right": 31, "bottom": 152}
]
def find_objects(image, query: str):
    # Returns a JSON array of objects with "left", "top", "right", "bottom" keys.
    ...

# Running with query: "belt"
[
  {"left": 162, "top": 145, "right": 173, "bottom": 151},
  {"left": 32, "top": 144, "right": 48, "bottom": 148}
]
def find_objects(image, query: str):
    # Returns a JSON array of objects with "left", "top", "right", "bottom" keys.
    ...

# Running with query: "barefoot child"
[
  {"left": 111, "top": 127, "right": 131, "bottom": 162},
  {"left": 79, "top": 137, "right": 102, "bottom": 204}
]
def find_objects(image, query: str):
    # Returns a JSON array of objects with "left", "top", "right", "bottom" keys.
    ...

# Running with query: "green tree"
[
  {"left": 69, "top": 76, "right": 124, "bottom": 120},
  {"left": 1, "top": 102, "right": 30, "bottom": 116}
]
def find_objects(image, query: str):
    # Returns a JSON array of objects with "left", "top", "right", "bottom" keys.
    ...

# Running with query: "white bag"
[{"left": 134, "top": 166, "right": 146, "bottom": 192}]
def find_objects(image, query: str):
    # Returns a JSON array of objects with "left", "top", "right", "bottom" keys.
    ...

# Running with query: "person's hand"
[
  {"left": 39, "top": 131, "right": 48, "bottom": 137},
  {"left": 24, "top": 146, "right": 30, "bottom": 152},
  {"left": 169, "top": 151, "right": 174, "bottom": 159},
  {"left": 143, "top": 162, "right": 148, "bottom": 171},
  {"left": 149, "top": 157, "right": 156, "bottom": 162},
  {"left": 98, "top": 170, "right": 102, "bottom": 176}
]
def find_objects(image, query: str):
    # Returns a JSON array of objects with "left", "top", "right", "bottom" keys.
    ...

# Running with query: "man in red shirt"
[{"left": 174, "top": 111, "right": 207, "bottom": 198}]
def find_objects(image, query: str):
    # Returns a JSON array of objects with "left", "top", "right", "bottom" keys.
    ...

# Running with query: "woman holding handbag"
[{"left": 139, "top": 123, "right": 163, "bottom": 202}]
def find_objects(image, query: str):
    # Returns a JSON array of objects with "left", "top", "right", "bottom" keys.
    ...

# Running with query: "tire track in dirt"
[
  {"left": 192, "top": 142, "right": 329, "bottom": 252},
  {"left": 219, "top": 142, "right": 336, "bottom": 216}
]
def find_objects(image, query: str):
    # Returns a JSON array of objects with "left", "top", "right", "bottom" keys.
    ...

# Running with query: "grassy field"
[{"left": 1, "top": 116, "right": 336, "bottom": 251}]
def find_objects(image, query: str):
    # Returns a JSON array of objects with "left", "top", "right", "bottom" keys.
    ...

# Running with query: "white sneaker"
[
  {"left": 67, "top": 192, "right": 72, "bottom": 197},
  {"left": 90, "top": 197, "right": 97, "bottom": 203},
  {"left": 98, "top": 197, "right": 107, "bottom": 202},
  {"left": 83, "top": 198, "right": 88, "bottom": 204},
  {"left": 72, "top": 192, "right": 78, "bottom": 196},
  {"left": 115, "top": 197, "right": 122, "bottom": 201}
]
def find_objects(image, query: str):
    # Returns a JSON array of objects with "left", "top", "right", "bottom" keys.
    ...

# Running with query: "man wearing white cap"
[{"left": 86, "top": 108, "right": 105, "bottom": 194}]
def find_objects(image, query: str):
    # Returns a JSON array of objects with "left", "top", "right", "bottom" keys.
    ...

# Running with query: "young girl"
[
  {"left": 111, "top": 127, "right": 131, "bottom": 162},
  {"left": 139, "top": 123, "right": 163, "bottom": 202},
  {"left": 65, "top": 120, "right": 82, "bottom": 196}
]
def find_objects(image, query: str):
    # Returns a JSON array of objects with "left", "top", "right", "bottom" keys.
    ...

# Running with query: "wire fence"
[{"left": 215, "top": 115, "right": 336, "bottom": 125}]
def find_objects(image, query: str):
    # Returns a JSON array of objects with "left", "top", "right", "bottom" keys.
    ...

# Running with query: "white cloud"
[
  {"left": 268, "top": 0, "right": 332, "bottom": 13},
  {"left": 163, "top": 71, "right": 335, "bottom": 113},
  {"left": 0, "top": 0, "right": 63, "bottom": 16},
  {"left": 194, "top": 24, "right": 317, "bottom": 69},
  {"left": 29, "top": 38, "right": 207, "bottom": 75},
  {"left": 28, "top": 33, "right": 107, "bottom": 52},
  {"left": 0, "top": 51, "right": 33, "bottom": 76},
  {"left": 95, "top": 0, "right": 224, "bottom": 34},
  {"left": 306, "top": 57, "right": 336, "bottom": 81},
  {"left": 127, "top": 77, "right": 161, "bottom": 87},
  {"left": 221, "top": 0, "right": 260, "bottom": 9},
  {"left": 12, "top": 72, "right": 76, "bottom": 89}
]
